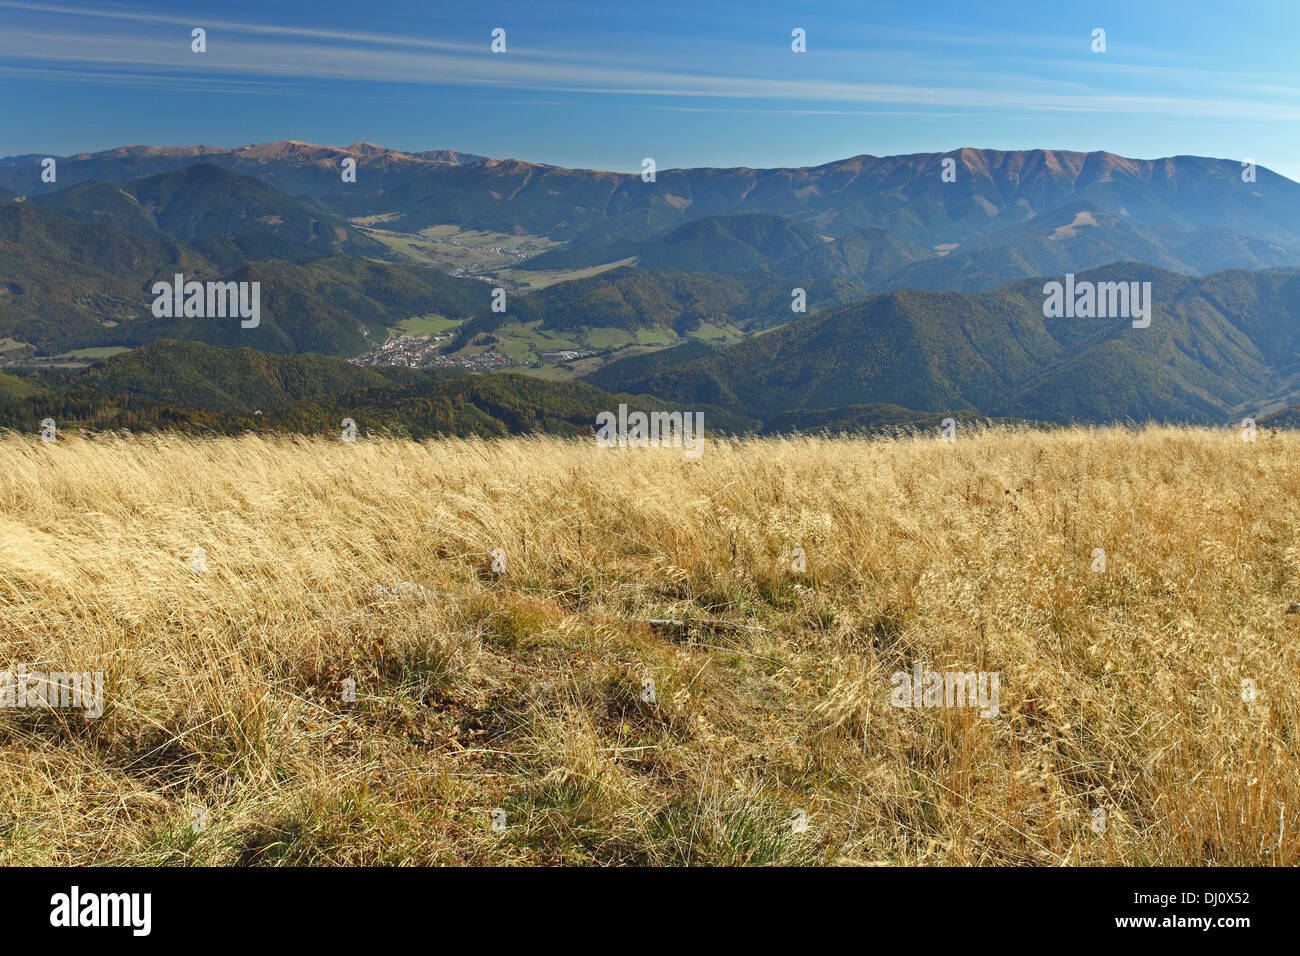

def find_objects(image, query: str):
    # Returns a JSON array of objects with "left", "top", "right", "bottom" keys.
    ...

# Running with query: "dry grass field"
[{"left": 1, "top": 426, "right": 1297, "bottom": 865}]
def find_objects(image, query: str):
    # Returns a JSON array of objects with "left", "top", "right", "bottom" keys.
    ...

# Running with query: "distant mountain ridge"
[
  {"left": 0, "top": 140, "right": 486, "bottom": 199},
  {"left": 4, "top": 143, "right": 1299, "bottom": 251}
]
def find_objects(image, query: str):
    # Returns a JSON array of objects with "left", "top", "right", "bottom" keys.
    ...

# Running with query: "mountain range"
[
  {"left": 7, "top": 143, "right": 1299, "bottom": 250},
  {"left": 3, "top": 140, "right": 1300, "bottom": 435}
]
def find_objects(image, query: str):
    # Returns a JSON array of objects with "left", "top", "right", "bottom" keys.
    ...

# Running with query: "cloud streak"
[{"left": 2, "top": 21, "right": 1299, "bottom": 124}]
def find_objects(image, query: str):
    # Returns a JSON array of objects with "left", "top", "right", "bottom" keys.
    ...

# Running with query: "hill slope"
[
  {"left": 445, "top": 266, "right": 867, "bottom": 354},
  {"left": 589, "top": 264, "right": 1300, "bottom": 425},
  {"left": 3, "top": 340, "right": 753, "bottom": 438},
  {"left": 0, "top": 202, "right": 486, "bottom": 355},
  {"left": 520, "top": 214, "right": 829, "bottom": 273},
  {"left": 31, "top": 164, "right": 387, "bottom": 257},
  {"left": 883, "top": 203, "right": 1300, "bottom": 292},
  {"left": 773, "top": 227, "right": 935, "bottom": 286}
]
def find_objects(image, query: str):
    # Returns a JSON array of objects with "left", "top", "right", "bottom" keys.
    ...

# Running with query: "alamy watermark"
[
  {"left": 595, "top": 404, "right": 704, "bottom": 458},
  {"left": 1043, "top": 273, "right": 1151, "bottom": 328},
  {"left": 890, "top": 663, "right": 999, "bottom": 718},
  {"left": 50, "top": 886, "right": 150, "bottom": 936},
  {"left": 1, "top": 666, "right": 103, "bottom": 718},
  {"left": 151, "top": 273, "right": 260, "bottom": 328}
]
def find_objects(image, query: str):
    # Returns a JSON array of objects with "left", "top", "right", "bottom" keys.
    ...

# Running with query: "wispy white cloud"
[
  {"left": 0, "top": 1, "right": 483, "bottom": 53},
  {"left": 0, "top": 63, "right": 315, "bottom": 95},
  {"left": 2, "top": 3, "right": 1298, "bottom": 124}
]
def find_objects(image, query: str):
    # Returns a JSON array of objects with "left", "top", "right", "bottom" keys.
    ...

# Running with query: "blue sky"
[{"left": 3, "top": 0, "right": 1298, "bottom": 179}]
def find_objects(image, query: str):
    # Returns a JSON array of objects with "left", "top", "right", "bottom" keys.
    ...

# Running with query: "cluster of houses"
[
  {"left": 351, "top": 333, "right": 520, "bottom": 372},
  {"left": 539, "top": 349, "right": 593, "bottom": 362},
  {"left": 351, "top": 326, "right": 597, "bottom": 374}
]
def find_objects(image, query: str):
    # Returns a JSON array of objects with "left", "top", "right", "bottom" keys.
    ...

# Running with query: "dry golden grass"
[{"left": 1, "top": 426, "right": 1297, "bottom": 865}]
